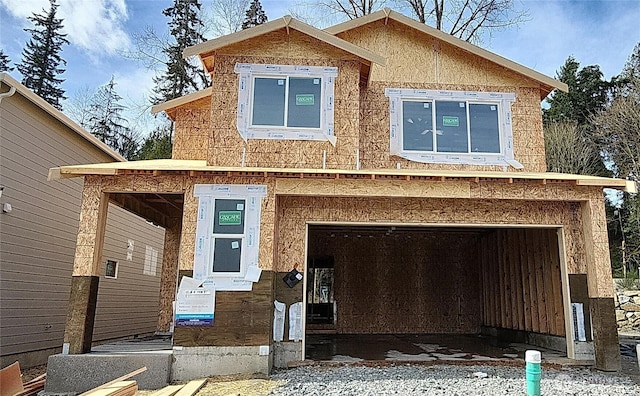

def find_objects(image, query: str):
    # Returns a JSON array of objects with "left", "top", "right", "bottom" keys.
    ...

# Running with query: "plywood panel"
[
  {"left": 276, "top": 195, "right": 585, "bottom": 273},
  {"left": 309, "top": 229, "right": 482, "bottom": 334},
  {"left": 207, "top": 55, "right": 361, "bottom": 170},
  {"left": 173, "top": 272, "right": 274, "bottom": 347},
  {"left": 477, "top": 228, "right": 564, "bottom": 336},
  {"left": 359, "top": 82, "right": 546, "bottom": 173},
  {"left": 173, "top": 102, "right": 211, "bottom": 161}
]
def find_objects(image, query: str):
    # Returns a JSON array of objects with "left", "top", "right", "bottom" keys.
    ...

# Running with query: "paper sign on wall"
[{"left": 175, "top": 288, "right": 215, "bottom": 326}]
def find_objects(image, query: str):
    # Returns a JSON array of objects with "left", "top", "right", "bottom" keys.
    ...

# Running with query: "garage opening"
[{"left": 305, "top": 224, "right": 571, "bottom": 362}]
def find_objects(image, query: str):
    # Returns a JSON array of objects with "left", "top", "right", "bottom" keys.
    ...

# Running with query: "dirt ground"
[
  {"left": 137, "top": 374, "right": 282, "bottom": 396},
  {"left": 20, "top": 364, "right": 47, "bottom": 382}
]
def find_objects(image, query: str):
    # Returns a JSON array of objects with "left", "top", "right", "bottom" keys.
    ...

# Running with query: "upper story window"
[
  {"left": 235, "top": 64, "right": 338, "bottom": 144},
  {"left": 385, "top": 89, "right": 523, "bottom": 169}
]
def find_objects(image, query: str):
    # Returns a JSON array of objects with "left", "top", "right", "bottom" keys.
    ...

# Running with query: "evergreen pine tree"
[
  {"left": 543, "top": 57, "right": 612, "bottom": 126},
  {"left": 242, "top": 0, "right": 268, "bottom": 30},
  {"left": 86, "top": 76, "right": 139, "bottom": 160},
  {"left": 135, "top": 126, "right": 173, "bottom": 160},
  {"left": 16, "top": 0, "right": 69, "bottom": 110},
  {"left": 542, "top": 56, "right": 614, "bottom": 177},
  {"left": 152, "top": 0, "right": 209, "bottom": 104},
  {"left": 0, "top": 49, "right": 14, "bottom": 72}
]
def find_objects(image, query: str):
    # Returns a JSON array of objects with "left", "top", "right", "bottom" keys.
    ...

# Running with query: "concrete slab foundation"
[
  {"left": 273, "top": 342, "right": 303, "bottom": 368},
  {"left": 573, "top": 341, "right": 595, "bottom": 360},
  {"left": 171, "top": 346, "right": 271, "bottom": 382},
  {"left": 43, "top": 352, "right": 172, "bottom": 393}
]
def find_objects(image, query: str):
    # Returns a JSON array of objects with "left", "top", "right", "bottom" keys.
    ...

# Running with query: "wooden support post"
[
  {"left": 581, "top": 199, "right": 621, "bottom": 371},
  {"left": 158, "top": 220, "right": 182, "bottom": 332},
  {"left": 63, "top": 185, "right": 109, "bottom": 354}
]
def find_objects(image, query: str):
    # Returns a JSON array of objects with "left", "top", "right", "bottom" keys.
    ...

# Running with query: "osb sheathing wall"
[
  {"left": 172, "top": 97, "right": 211, "bottom": 160},
  {"left": 480, "top": 229, "right": 565, "bottom": 336},
  {"left": 74, "top": 175, "right": 278, "bottom": 277},
  {"left": 308, "top": 230, "right": 482, "bottom": 334},
  {"left": 337, "top": 19, "right": 547, "bottom": 172},
  {"left": 71, "top": 174, "right": 614, "bottom": 332},
  {"left": 206, "top": 29, "right": 362, "bottom": 169},
  {"left": 275, "top": 183, "right": 614, "bottom": 298}
]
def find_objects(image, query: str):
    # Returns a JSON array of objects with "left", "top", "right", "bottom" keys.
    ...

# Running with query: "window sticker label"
[
  {"left": 313, "top": 78, "right": 320, "bottom": 84},
  {"left": 442, "top": 116, "right": 459, "bottom": 127},
  {"left": 296, "top": 94, "right": 315, "bottom": 105},
  {"left": 219, "top": 211, "right": 242, "bottom": 225},
  {"left": 277, "top": 79, "right": 284, "bottom": 85}
]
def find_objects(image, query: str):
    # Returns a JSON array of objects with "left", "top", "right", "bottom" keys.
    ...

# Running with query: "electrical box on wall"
[{"left": 283, "top": 268, "right": 303, "bottom": 288}]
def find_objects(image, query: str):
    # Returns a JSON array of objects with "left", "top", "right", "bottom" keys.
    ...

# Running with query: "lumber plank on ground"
[
  {"left": 0, "top": 361, "right": 24, "bottom": 396},
  {"left": 15, "top": 375, "right": 47, "bottom": 396},
  {"left": 150, "top": 384, "right": 185, "bottom": 396},
  {"left": 23, "top": 373, "right": 46, "bottom": 386},
  {"left": 83, "top": 381, "right": 137, "bottom": 396},
  {"left": 80, "top": 367, "right": 146, "bottom": 396},
  {"left": 173, "top": 379, "right": 207, "bottom": 396}
]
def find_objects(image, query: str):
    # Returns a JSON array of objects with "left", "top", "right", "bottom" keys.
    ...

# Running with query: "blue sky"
[{"left": 1, "top": 0, "right": 638, "bottom": 134}]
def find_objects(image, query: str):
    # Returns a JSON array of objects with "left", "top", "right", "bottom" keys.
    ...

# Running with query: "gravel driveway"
[{"left": 268, "top": 364, "right": 639, "bottom": 396}]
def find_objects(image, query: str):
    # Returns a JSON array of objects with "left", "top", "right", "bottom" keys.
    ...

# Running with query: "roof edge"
[
  {"left": 325, "top": 9, "right": 568, "bottom": 94},
  {"left": 183, "top": 15, "right": 386, "bottom": 67},
  {"left": 49, "top": 159, "right": 634, "bottom": 193},
  {"left": 0, "top": 73, "right": 125, "bottom": 162},
  {"left": 151, "top": 87, "right": 213, "bottom": 117}
]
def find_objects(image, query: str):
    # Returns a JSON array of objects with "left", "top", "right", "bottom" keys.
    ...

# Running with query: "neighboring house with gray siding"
[{"left": 0, "top": 73, "right": 165, "bottom": 369}]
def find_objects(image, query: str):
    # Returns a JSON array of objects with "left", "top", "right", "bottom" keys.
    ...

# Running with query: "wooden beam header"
[{"left": 48, "top": 159, "right": 636, "bottom": 193}]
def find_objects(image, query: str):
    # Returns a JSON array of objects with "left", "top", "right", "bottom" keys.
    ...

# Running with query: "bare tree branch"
[
  {"left": 202, "top": 0, "right": 251, "bottom": 37},
  {"left": 544, "top": 122, "right": 605, "bottom": 176},
  {"left": 394, "top": 0, "right": 529, "bottom": 43}
]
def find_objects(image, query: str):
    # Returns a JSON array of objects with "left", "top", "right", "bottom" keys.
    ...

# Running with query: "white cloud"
[
  {"left": 0, "top": 0, "right": 131, "bottom": 57},
  {"left": 0, "top": 0, "right": 48, "bottom": 19}
]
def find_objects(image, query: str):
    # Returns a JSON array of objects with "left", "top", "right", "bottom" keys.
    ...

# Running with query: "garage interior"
[{"left": 305, "top": 224, "right": 571, "bottom": 362}]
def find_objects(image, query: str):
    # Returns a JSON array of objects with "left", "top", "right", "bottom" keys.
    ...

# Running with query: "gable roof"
[
  {"left": 0, "top": 73, "right": 125, "bottom": 162},
  {"left": 183, "top": 15, "right": 386, "bottom": 71},
  {"left": 325, "top": 8, "right": 568, "bottom": 95}
]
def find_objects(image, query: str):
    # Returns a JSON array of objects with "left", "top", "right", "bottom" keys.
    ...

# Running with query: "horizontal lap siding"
[
  {"left": 0, "top": 92, "right": 164, "bottom": 360},
  {"left": 93, "top": 204, "right": 165, "bottom": 341}
]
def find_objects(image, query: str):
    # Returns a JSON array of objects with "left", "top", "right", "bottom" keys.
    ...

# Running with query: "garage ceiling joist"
[{"left": 108, "top": 193, "right": 183, "bottom": 228}]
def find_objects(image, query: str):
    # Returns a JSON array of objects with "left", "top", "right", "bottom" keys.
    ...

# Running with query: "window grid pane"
[
  {"left": 469, "top": 103, "right": 501, "bottom": 153},
  {"left": 287, "top": 77, "right": 322, "bottom": 128},
  {"left": 402, "top": 101, "right": 433, "bottom": 151},
  {"left": 212, "top": 238, "right": 243, "bottom": 273},
  {"left": 252, "top": 77, "right": 286, "bottom": 126},
  {"left": 435, "top": 101, "right": 468, "bottom": 153}
]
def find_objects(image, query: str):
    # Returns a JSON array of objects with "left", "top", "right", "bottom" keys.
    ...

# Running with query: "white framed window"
[
  {"left": 105, "top": 260, "right": 118, "bottom": 279},
  {"left": 235, "top": 63, "right": 338, "bottom": 144},
  {"left": 210, "top": 198, "right": 246, "bottom": 277},
  {"left": 193, "top": 184, "right": 267, "bottom": 291},
  {"left": 385, "top": 89, "right": 523, "bottom": 168}
]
